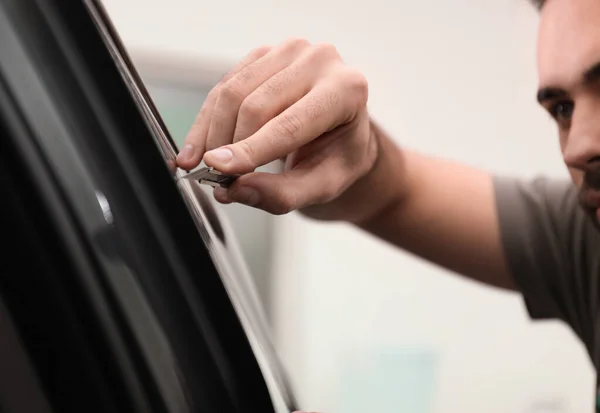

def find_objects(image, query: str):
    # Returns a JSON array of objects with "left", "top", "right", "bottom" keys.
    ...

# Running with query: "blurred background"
[{"left": 100, "top": 1, "right": 595, "bottom": 412}]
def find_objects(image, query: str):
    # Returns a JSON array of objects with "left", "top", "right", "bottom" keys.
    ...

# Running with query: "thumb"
[{"left": 213, "top": 159, "right": 347, "bottom": 215}]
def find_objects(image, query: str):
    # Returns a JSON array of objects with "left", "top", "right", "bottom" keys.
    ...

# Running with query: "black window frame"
[{"left": 0, "top": 1, "right": 291, "bottom": 412}]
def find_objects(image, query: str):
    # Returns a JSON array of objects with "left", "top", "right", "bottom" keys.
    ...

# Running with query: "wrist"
[
  {"left": 350, "top": 122, "right": 408, "bottom": 225},
  {"left": 298, "top": 119, "right": 408, "bottom": 224}
]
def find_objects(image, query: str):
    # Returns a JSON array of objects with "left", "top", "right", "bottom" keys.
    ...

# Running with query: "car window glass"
[{"left": 83, "top": 1, "right": 297, "bottom": 411}]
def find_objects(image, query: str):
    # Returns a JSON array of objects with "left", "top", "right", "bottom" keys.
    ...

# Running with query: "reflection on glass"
[
  {"left": 146, "top": 82, "right": 276, "bottom": 308},
  {"left": 82, "top": 1, "right": 296, "bottom": 411}
]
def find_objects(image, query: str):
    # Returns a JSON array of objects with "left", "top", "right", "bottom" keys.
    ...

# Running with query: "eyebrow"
[
  {"left": 537, "top": 60, "right": 600, "bottom": 104},
  {"left": 537, "top": 87, "right": 567, "bottom": 104}
]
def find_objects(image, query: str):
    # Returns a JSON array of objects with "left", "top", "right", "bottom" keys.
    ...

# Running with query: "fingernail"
[
  {"left": 207, "top": 147, "right": 233, "bottom": 163},
  {"left": 233, "top": 187, "right": 260, "bottom": 206},
  {"left": 178, "top": 144, "right": 195, "bottom": 162}
]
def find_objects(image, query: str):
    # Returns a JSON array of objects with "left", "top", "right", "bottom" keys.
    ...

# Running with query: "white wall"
[{"left": 101, "top": 1, "right": 596, "bottom": 412}]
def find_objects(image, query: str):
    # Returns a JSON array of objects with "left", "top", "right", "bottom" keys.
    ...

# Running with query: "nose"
[{"left": 562, "top": 99, "right": 600, "bottom": 173}]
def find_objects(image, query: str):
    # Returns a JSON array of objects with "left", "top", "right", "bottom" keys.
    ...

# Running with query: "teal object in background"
[
  {"left": 146, "top": 83, "right": 209, "bottom": 148},
  {"left": 339, "top": 347, "right": 438, "bottom": 413},
  {"left": 148, "top": 83, "right": 440, "bottom": 412},
  {"left": 157, "top": 106, "right": 199, "bottom": 147},
  {"left": 143, "top": 81, "right": 276, "bottom": 313}
]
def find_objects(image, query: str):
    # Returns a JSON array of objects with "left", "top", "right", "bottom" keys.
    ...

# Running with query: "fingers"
[
  {"left": 213, "top": 146, "right": 359, "bottom": 215},
  {"left": 205, "top": 38, "right": 311, "bottom": 152},
  {"left": 204, "top": 67, "right": 368, "bottom": 175},
  {"left": 178, "top": 38, "right": 371, "bottom": 222},
  {"left": 231, "top": 58, "right": 310, "bottom": 144},
  {"left": 176, "top": 45, "right": 272, "bottom": 170},
  {"left": 176, "top": 89, "right": 219, "bottom": 170},
  {"left": 229, "top": 43, "right": 346, "bottom": 144}
]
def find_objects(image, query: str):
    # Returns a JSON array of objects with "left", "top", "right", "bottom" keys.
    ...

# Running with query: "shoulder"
[
  {"left": 492, "top": 175, "right": 600, "bottom": 329},
  {"left": 493, "top": 175, "right": 578, "bottom": 216},
  {"left": 492, "top": 175, "right": 591, "bottom": 246}
]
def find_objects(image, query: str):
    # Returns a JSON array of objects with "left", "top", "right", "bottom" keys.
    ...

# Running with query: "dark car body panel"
[{"left": 0, "top": 1, "right": 296, "bottom": 412}]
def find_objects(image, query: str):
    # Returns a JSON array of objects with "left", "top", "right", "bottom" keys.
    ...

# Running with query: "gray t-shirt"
[{"left": 494, "top": 176, "right": 600, "bottom": 408}]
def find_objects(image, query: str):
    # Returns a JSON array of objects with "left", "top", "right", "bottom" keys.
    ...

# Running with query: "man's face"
[{"left": 537, "top": 0, "right": 600, "bottom": 222}]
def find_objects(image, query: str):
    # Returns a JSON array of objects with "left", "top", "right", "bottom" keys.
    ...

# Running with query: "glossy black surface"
[{"left": 0, "top": 0, "right": 295, "bottom": 412}]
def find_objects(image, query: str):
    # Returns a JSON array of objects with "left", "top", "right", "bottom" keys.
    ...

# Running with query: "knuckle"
[
  {"left": 233, "top": 64, "right": 257, "bottom": 88},
  {"left": 221, "top": 45, "right": 271, "bottom": 84},
  {"left": 237, "top": 139, "right": 257, "bottom": 165},
  {"left": 304, "top": 88, "right": 340, "bottom": 123},
  {"left": 251, "top": 44, "right": 272, "bottom": 58},
  {"left": 304, "top": 94, "right": 332, "bottom": 123},
  {"left": 239, "top": 96, "right": 267, "bottom": 122},
  {"left": 274, "top": 112, "right": 304, "bottom": 138},
  {"left": 219, "top": 81, "right": 245, "bottom": 104},
  {"left": 206, "top": 85, "right": 222, "bottom": 102},
  {"left": 310, "top": 42, "right": 341, "bottom": 61},
  {"left": 261, "top": 76, "right": 285, "bottom": 96},
  {"left": 219, "top": 68, "right": 237, "bottom": 85},
  {"left": 341, "top": 68, "right": 369, "bottom": 102},
  {"left": 274, "top": 191, "right": 297, "bottom": 215},
  {"left": 348, "top": 127, "right": 377, "bottom": 178},
  {"left": 197, "top": 103, "right": 212, "bottom": 122},
  {"left": 282, "top": 37, "right": 311, "bottom": 51},
  {"left": 321, "top": 87, "right": 342, "bottom": 114}
]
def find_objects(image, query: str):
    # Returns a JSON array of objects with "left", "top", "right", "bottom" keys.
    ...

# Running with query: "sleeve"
[{"left": 493, "top": 175, "right": 598, "bottom": 338}]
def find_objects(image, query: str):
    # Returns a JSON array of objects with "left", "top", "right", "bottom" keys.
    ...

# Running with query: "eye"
[{"left": 548, "top": 100, "right": 574, "bottom": 128}]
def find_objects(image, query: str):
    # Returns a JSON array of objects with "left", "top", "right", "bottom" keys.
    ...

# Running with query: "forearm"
[
  {"left": 353, "top": 125, "right": 411, "bottom": 224},
  {"left": 352, "top": 124, "right": 515, "bottom": 290}
]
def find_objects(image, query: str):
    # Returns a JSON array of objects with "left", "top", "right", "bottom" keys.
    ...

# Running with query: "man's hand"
[
  {"left": 176, "top": 38, "right": 377, "bottom": 219},
  {"left": 176, "top": 38, "right": 518, "bottom": 292}
]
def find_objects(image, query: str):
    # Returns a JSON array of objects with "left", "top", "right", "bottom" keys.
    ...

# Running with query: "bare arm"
[
  {"left": 175, "top": 39, "right": 515, "bottom": 291},
  {"left": 349, "top": 123, "right": 515, "bottom": 290}
]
